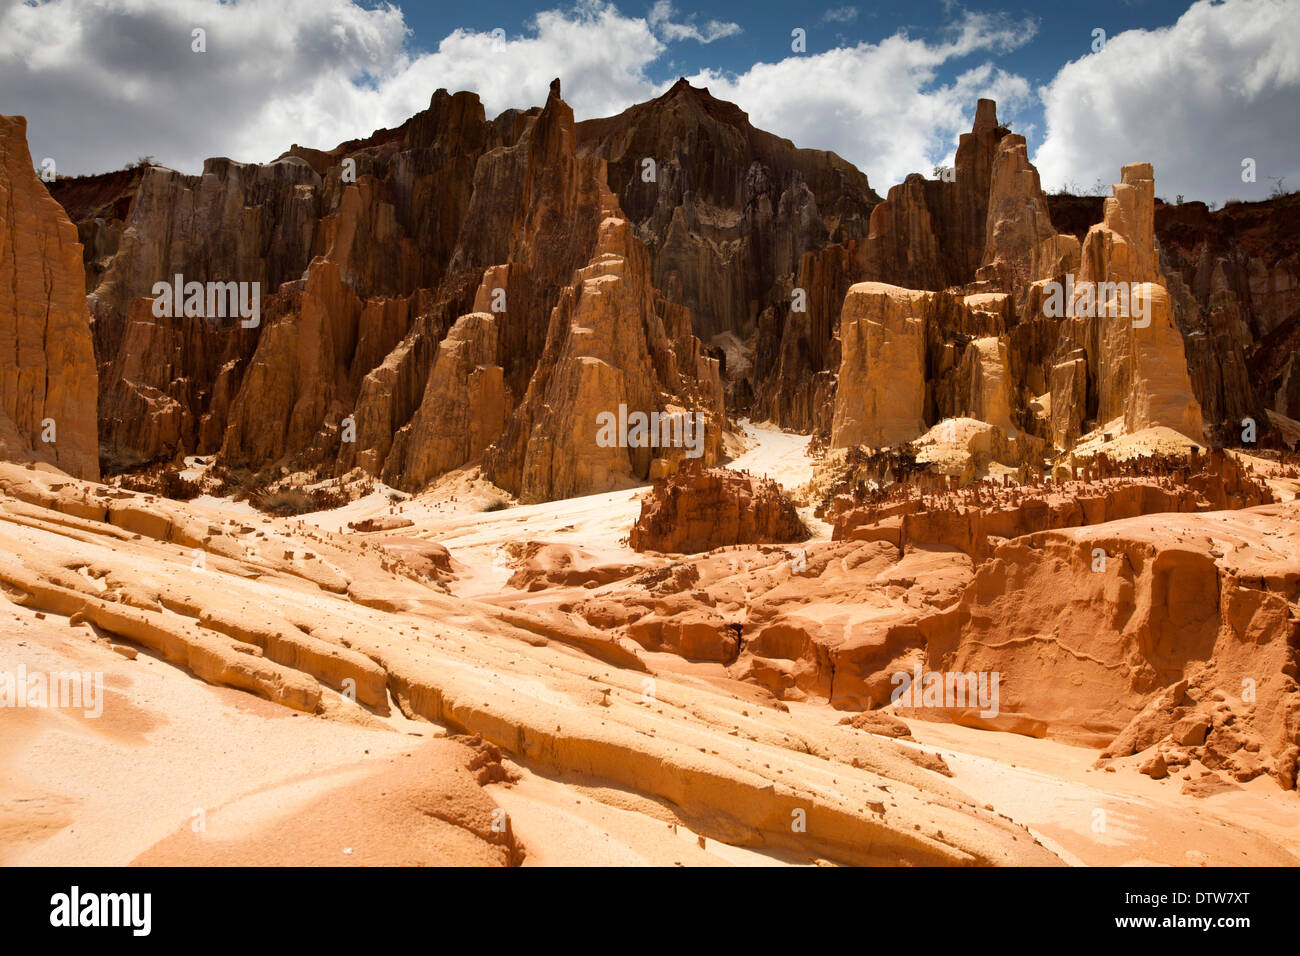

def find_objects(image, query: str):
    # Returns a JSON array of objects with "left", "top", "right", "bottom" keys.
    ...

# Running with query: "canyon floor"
[{"left": 3, "top": 421, "right": 1298, "bottom": 867}]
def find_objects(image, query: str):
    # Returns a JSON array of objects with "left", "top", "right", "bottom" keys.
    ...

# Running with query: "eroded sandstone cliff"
[
  {"left": 577, "top": 78, "right": 880, "bottom": 342},
  {"left": 0, "top": 115, "right": 99, "bottom": 480},
  {"left": 44, "top": 81, "right": 723, "bottom": 501},
  {"left": 34, "top": 88, "right": 1295, "bottom": 490},
  {"left": 830, "top": 134, "right": 1208, "bottom": 462}
]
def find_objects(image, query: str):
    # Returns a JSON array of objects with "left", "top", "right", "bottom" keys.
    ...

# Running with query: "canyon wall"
[
  {"left": 23, "top": 87, "right": 1296, "bottom": 493},
  {"left": 44, "top": 82, "right": 725, "bottom": 500}
]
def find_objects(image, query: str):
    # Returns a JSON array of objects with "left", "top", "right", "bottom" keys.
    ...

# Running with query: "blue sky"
[
  {"left": 396, "top": 0, "right": 1194, "bottom": 91},
  {"left": 2, "top": 0, "right": 1297, "bottom": 203}
]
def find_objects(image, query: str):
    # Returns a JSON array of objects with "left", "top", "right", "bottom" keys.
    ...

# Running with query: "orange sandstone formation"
[
  {"left": 630, "top": 462, "right": 807, "bottom": 554},
  {"left": 0, "top": 115, "right": 99, "bottom": 480}
]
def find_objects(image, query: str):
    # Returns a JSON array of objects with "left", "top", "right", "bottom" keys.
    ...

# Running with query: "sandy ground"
[
  {"left": 897, "top": 717, "right": 1300, "bottom": 866},
  {"left": 298, "top": 418, "right": 824, "bottom": 601},
  {"left": 0, "top": 606, "right": 439, "bottom": 866},
  {"left": 728, "top": 419, "right": 816, "bottom": 489},
  {"left": 0, "top": 599, "right": 817, "bottom": 866},
  {"left": 10, "top": 592, "right": 1293, "bottom": 867},
  {"left": 3, "top": 422, "right": 1298, "bottom": 867}
]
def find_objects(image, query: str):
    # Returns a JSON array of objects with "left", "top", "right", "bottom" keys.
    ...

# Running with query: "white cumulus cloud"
[
  {"left": 687, "top": 11, "right": 1039, "bottom": 188},
  {"left": 647, "top": 1, "right": 740, "bottom": 43},
  {"left": 0, "top": 0, "right": 668, "bottom": 175},
  {"left": 1, "top": 0, "right": 412, "bottom": 173},
  {"left": 1033, "top": 0, "right": 1300, "bottom": 204}
]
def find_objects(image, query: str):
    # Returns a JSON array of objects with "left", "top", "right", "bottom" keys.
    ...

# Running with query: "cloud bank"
[
  {"left": 1034, "top": 0, "right": 1300, "bottom": 204},
  {"left": 2, "top": 0, "right": 1292, "bottom": 205}
]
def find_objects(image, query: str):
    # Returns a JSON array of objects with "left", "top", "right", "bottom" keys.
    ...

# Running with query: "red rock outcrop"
[
  {"left": 978, "top": 134, "right": 1079, "bottom": 290},
  {"left": 751, "top": 101, "right": 1243, "bottom": 462},
  {"left": 91, "top": 79, "right": 725, "bottom": 501},
  {"left": 219, "top": 254, "right": 419, "bottom": 468},
  {"left": 0, "top": 115, "right": 100, "bottom": 480},
  {"left": 75, "top": 87, "right": 525, "bottom": 477},
  {"left": 552, "top": 532, "right": 969, "bottom": 699},
  {"left": 862, "top": 99, "right": 1006, "bottom": 292},
  {"left": 629, "top": 461, "right": 807, "bottom": 554},
  {"left": 1040, "top": 190, "right": 1295, "bottom": 447},
  {"left": 1055, "top": 163, "right": 1205, "bottom": 443},
  {"left": 827, "top": 143, "right": 1207, "bottom": 459},
  {"left": 750, "top": 238, "right": 864, "bottom": 433},
  {"left": 830, "top": 281, "right": 1023, "bottom": 453},
  {"left": 832, "top": 449, "right": 1274, "bottom": 558},
  {"left": 43, "top": 165, "right": 140, "bottom": 295},
  {"left": 67, "top": 81, "right": 728, "bottom": 499},
  {"left": 87, "top": 153, "right": 325, "bottom": 469},
  {"left": 34, "top": 83, "right": 1292, "bottom": 490},
  {"left": 747, "top": 101, "right": 1008, "bottom": 434},
  {"left": 1154, "top": 193, "right": 1300, "bottom": 443},
  {"left": 381, "top": 308, "right": 506, "bottom": 489},
  {"left": 915, "top": 501, "right": 1300, "bottom": 786}
]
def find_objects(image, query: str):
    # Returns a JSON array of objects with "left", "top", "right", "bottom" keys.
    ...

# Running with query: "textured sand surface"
[{"left": 2, "top": 421, "right": 1297, "bottom": 866}]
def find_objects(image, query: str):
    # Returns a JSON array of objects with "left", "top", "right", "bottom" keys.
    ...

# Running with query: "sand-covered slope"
[{"left": 0, "top": 460, "right": 1065, "bottom": 866}]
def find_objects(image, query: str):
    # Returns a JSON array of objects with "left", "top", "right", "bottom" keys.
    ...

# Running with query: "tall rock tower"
[{"left": 0, "top": 115, "right": 100, "bottom": 480}]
